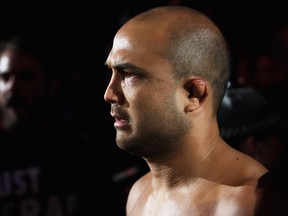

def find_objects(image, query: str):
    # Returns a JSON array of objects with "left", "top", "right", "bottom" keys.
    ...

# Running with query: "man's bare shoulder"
[
  {"left": 126, "top": 171, "right": 286, "bottom": 216},
  {"left": 127, "top": 172, "right": 152, "bottom": 200}
]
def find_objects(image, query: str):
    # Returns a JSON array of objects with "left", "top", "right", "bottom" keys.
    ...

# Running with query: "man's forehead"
[{"left": 113, "top": 34, "right": 133, "bottom": 50}]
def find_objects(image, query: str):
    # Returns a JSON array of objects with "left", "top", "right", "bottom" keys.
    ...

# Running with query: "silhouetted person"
[
  {"left": 0, "top": 33, "right": 111, "bottom": 216},
  {"left": 218, "top": 85, "right": 288, "bottom": 215}
]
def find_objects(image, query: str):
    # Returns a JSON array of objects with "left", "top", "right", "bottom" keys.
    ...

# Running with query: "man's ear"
[{"left": 184, "top": 78, "right": 207, "bottom": 112}]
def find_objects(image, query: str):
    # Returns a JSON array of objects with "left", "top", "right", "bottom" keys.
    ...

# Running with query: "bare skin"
[
  {"left": 126, "top": 144, "right": 267, "bottom": 216},
  {"left": 104, "top": 6, "right": 284, "bottom": 216}
]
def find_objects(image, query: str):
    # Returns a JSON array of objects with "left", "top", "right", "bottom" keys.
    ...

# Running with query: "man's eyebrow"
[{"left": 105, "top": 62, "right": 143, "bottom": 72}]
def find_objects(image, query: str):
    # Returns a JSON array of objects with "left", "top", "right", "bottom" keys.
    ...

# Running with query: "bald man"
[{"left": 104, "top": 6, "right": 286, "bottom": 215}]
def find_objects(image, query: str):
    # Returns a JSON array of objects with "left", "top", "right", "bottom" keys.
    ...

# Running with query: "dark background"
[
  {"left": 1, "top": 1, "right": 287, "bottom": 215},
  {"left": 1, "top": 0, "right": 287, "bottom": 190}
]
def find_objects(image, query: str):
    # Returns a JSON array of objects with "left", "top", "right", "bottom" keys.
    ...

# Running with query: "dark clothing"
[
  {"left": 256, "top": 172, "right": 288, "bottom": 216},
  {"left": 0, "top": 129, "right": 112, "bottom": 216}
]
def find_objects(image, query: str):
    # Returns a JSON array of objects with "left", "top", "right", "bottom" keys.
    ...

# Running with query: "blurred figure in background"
[
  {"left": 218, "top": 85, "right": 288, "bottom": 202},
  {"left": 0, "top": 34, "right": 69, "bottom": 133},
  {"left": 0, "top": 33, "right": 110, "bottom": 215}
]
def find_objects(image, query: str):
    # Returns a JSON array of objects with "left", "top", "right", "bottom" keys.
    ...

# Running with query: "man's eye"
[{"left": 123, "top": 72, "right": 133, "bottom": 78}]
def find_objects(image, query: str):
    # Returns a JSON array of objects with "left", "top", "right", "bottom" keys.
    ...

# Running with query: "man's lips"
[{"left": 111, "top": 113, "right": 130, "bottom": 128}]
